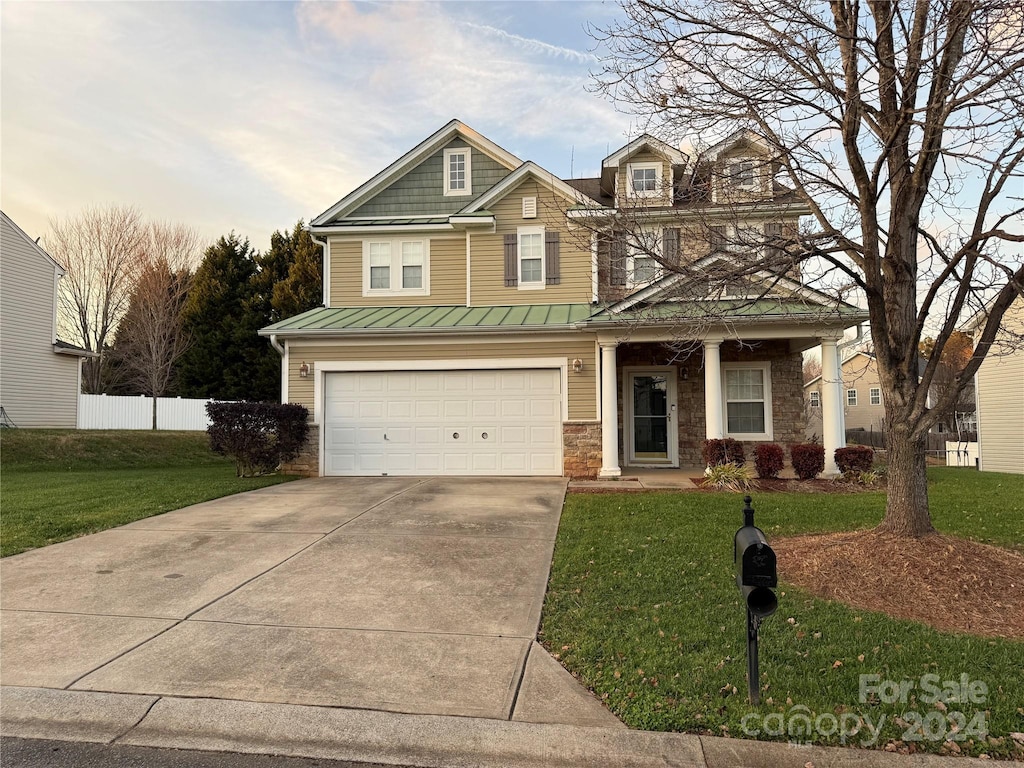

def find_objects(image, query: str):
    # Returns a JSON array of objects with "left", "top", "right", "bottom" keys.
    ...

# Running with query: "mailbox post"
[{"left": 733, "top": 495, "right": 777, "bottom": 705}]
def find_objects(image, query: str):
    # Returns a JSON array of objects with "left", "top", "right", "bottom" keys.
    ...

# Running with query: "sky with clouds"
[{"left": 1, "top": 1, "right": 644, "bottom": 251}]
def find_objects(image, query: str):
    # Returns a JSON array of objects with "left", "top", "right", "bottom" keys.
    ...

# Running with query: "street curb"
[{"left": 0, "top": 687, "right": 993, "bottom": 768}]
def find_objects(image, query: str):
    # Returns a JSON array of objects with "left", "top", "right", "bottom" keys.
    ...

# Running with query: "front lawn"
[
  {"left": 541, "top": 468, "right": 1024, "bottom": 758},
  {"left": 0, "top": 430, "right": 297, "bottom": 557}
]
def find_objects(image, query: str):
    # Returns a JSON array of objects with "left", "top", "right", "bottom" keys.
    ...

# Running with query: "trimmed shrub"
[
  {"left": 791, "top": 443, "right": 825, "bottom": 480},
  {"left": 206, "top": 402, "right": 309, "bottom": 477},
  {"left": 835, "top": 445, "right": 875, "bottom": 474},
  {"left": 702, "top": 438, "right": 746, "bottom": 467},
  {"left": 753, "top": 443, "right": 785, "bottom": 479},
  {"left": 701, "top": 462, "right": 754, "bottom": 492}
]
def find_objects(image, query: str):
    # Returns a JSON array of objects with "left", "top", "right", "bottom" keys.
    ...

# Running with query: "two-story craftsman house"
[{"left": 260, "top": 121, "right": 865, "bottom": 478}]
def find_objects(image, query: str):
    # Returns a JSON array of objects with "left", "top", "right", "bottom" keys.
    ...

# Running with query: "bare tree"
[
  {"left": 593, "top": 0, "right": 1024, "bottom": 537},
  {"left": 112, "top": 223, "right": 201, "bottom": 429},
  {"left": 48, "top": 206, "right": 144, "bottom": 393}
]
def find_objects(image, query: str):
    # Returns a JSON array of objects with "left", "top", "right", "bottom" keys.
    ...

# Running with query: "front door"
[{"left": 626, "top": 368, "right": 678, "bottom": 466}]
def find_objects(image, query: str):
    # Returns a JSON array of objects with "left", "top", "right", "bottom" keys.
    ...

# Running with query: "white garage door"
[{"left": 323, "top": 369, "right": 563, "bottom": 476}]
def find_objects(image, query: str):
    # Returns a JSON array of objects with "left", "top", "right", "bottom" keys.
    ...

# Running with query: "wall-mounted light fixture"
[
  {"left": 299, "top": 362, "right": 310, "bottom": 378},
  {"left": 572, "top": 358, "right": 584, "bottom": 374}
]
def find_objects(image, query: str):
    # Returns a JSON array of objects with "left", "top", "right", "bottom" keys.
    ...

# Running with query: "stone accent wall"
[
  {"left": 563, "top": 421, "right": 602, "bottom": 479},
  {"left": 281, "top": 424, "right": 319, "bottom": 477},
  {"left": 615, "top": 340, "right": 806, "bottom": 467}
]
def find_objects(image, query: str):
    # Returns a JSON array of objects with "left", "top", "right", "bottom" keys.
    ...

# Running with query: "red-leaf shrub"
[
  {"left": 754, "top": 443, "right": 785, "bottom": 479},
  {"left": 207, "top": 401, "right": 309, "bottom": 477},
  {"left": 835, "top": 445, "right": 875, "bottom": 474},
  {"left": 791, "top": 443, "right": 825, "bottom": 480},
  {"left": 702, "top": 438, "right": 746, "bottom": 467}
]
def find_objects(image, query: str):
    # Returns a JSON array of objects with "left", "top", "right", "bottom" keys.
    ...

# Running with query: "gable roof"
[
  {"left": 311, "top": 120, "right": 522, "bottom": 226},
  {"left": 459, "top": 162, "right": 591, "bottom": 213},
  {"left": 700, "top": 128, "right": 772, "bottom": 162},
  {"left": 602, "top": 135, "right": 688, "bottom": 169},
  {"left": 1, "top": 210, "right": 66, "bottom": 275}
]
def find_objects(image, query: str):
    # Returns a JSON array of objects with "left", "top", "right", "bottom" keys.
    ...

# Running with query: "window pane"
[
  {"left": 810, "top": 391, "right": 820, "bottom": 407},
  {"left": 520, "top": 233, "right": 542, "bottom": 258},
  {"left": 870, "top": 388, "right": 881, "bottom": 405},
  {"left": 402, "top": 265, "right": 422, "bottom": 289},
  {"left": 370, "top": 265, "right": 390, "bottom": 289},
  {"left": 633, "top": 167, "right": 657, "bottom": 192},
  {"left": 737, "top": 161, "right": 755, "bottom": 186},
  {"left": 633, "top": 256, "right": 656, "bottom": 283},
  {"left": 727, "top": 402, "right": 765, "bottom": 434},
  {"left": 401, "top": 241, "right": 423, "bottom": 265},
  {"left": 521, "top": 258, "right": 542, "bottom": 283},
  {"left": 726, "top": 369, "right": 764, "bottom": 400},
  {"left": 369, "top": 243, "right": 390, "bottom": 266},
  {"left": 449, "top": 152, "right": 466, "bottom": 190},
  {"left": 847, "top": 389, "right": 858, "bottom": 406}
]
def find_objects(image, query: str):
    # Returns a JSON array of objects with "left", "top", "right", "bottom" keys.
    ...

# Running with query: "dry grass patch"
[{"left": 776, "top": 530, "right": 1024, "bottom": 638}]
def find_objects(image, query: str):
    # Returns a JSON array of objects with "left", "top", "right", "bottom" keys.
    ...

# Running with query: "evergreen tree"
[{"left": 270, "top": 221, "right": 324, "bottom": 321}]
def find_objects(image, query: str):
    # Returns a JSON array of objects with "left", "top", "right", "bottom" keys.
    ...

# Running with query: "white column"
[
  {"left": 820, "top": 337, "right": 844, "bottom": 476},
  {"left": 599, "top": 342, "right": 621, "bottom": 478},
  {"left": 704, "top": 339, "right": 724, "bottom": 440}
]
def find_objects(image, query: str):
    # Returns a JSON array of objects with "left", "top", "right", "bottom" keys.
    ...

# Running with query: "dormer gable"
[
  {"left": 700, "top": 129, "right": 775, "bottom": 204},
  {"left": 312, "top": 120, "right": 522, "bottom": 226},
  {"left": 600, "top": 135, "right": 688, "bottom": 206}
]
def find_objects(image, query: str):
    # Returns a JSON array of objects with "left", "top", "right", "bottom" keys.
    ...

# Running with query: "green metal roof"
[
  {"left": 585, "top": 299, "right": 867, "bottom": 324},
  {"left": 261, "top": 304, "right": 596, "bottom": 334}
]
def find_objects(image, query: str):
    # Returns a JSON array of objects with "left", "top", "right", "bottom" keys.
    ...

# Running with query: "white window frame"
[
  {"left": 362, "top": 238, "right": 430, "bottom": 297},
  {"left": 626, "top": 229, "right": 662, "bottom": 288},
  {"left": 847, "top": 388, "right": 858, "bottom": 406},
  {"left": 626, "top": 161, "right": 663, "bottom": 199},
  {"left": 809, "top": 390, "right": 820, "bottom": 408},
  {"left": 721, "top": 362, "right": 773, "bottom": 441},
  {"left": 517, "top": 226, "right": 545, "bottom": 291},
  {"left": 443, "top": 147, "right": 472, "bottom": 197},
  {"left": 869, "top": 387, "right": 881, "bottom": 406}
]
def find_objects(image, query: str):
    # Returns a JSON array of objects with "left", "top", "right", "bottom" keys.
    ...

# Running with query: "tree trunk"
[
  {"left": 151, "top": 396, "right": 158, "bottom": 431},
  {"left": 877, "top": 427, "right": 935, "bottom": 537}
]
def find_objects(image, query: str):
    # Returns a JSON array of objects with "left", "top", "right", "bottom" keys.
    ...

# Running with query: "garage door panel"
[{"left": 323, "top": 369, "right": 562, "bottom": 477}]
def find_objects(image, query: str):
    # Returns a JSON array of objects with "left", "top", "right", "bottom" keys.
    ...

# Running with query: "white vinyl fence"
[
  {"left": 945, "top": 441, "right": 979, "bottom": 468},
  {"left": 78, "top": 394, "right": 219, "bottom": 431}
]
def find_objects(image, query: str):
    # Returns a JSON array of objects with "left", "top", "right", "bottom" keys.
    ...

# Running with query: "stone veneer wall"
[
  {"left": 616, "top": 340, "right": 806, "bottom": 467},
  {"left": 562, "top": 421, "right": 602, "bottom": 479},
  {"left": 281, "top": 424, "right": 320, "bottom": 477}
]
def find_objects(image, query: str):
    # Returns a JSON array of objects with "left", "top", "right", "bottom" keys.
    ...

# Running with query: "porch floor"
[{"left": 568, "top": 465, "right": 800, "bottom": 492}]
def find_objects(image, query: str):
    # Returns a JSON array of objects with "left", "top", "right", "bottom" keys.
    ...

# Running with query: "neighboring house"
[
  {"left": 805, "top": 351, "right": 885, "bottom": 438},
  {"left": 0, "top": 211, "right": 95, "bottom": 427},
  {"left": 261, "top": 121, "right": 866, "bottom": 478},
  {"left": 970, "top": 295, "right": 1024, "bottom": 474}
]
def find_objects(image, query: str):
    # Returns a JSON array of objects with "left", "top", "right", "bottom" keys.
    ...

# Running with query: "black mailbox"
[{"left": 733, "top": 496, "right": 778, "bottom": 619}]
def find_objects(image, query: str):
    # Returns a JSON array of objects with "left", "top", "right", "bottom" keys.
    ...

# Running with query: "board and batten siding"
[
  {"left": 470, "top": 179, "right": 593, "bottom": 306},
  {"left": 976, "top": 297, "right": 1024, "bottom": 474},
  {"left": 0, "top": 215, "right": 81, "bottom": 428},
  {"left": 349, "top": 139, "right": 513, "bottom": 218},
  {"left": 286, "top": 336, "right": 598, "bottom": 421},
  {"left": 328, "top": 235, "right": 466, "bottom": 307}
]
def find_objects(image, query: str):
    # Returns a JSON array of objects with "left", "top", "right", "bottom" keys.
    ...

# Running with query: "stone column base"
[
  {"left": 563, "top": 421, "right": 602, "bottom": 479},
  {"left": 281, "top": 424, "right": 319, "bottom": 477}
]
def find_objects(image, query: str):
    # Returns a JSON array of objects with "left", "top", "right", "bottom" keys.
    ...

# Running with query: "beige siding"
[
  {"left": 616, "top": 149, "right": 674, "bottom": 208},
  {"left": 804, "top": 353, "right": 886, "bottom": 438},
  {"left": 713, "top": 145, "right": 774, "bottom": 205},
  {"left": 328, "top": 235, "right": 466, "bottom": 307},
  {"left": 0, "top": 215, "right": 81, "bottom": 428},
  {"left": 470, "top": 179, "right": 592, "bottom": 306},
  {"left": 976, "top": 298, "right": 1024, "bottom": 474},
  {"left": 286, "top": 335, "right": 598, "bottom": 421}
]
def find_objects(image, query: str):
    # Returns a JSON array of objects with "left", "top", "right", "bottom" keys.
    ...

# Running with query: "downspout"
[{"left": 268, "top": 334, "right": 284, "bottom": 356}]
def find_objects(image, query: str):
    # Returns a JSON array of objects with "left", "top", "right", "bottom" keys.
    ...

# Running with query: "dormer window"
[
  {"left": 443, "top": 147, "right": 472, "bottom": 196},
  {"left": 729, "top": 159, "right": 757, "bottom": 190},
  {"left": 626, "top": 162, "right": 662, "bottom": 198}
]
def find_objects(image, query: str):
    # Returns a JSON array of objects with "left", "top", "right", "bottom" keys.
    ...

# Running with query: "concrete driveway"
[{"left": 0, "top": 477, "right": 618, "bottom": 727}]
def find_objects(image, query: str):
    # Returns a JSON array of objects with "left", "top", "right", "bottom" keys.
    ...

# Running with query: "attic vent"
[{"left": 522, "top": 197, "right": 537, "bottom": 219}]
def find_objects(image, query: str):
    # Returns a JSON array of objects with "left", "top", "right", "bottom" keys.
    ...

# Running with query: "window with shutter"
[
  {"left": 503, "top": 233, "right": 518, "bottom": 287},
  {"left": 545, "top": 231, "right": 560, "bottom": 285},
  {"left": 517, "top": 226, "right": 545, "bottom": 290}
]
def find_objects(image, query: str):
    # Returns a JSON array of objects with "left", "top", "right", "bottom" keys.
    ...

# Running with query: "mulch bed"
[
  {"left": 775, "top": 530, "right": 1024, "bottom": 638},
  {"left": 689, "top": 477, "right": 884, "bottom": 493}
]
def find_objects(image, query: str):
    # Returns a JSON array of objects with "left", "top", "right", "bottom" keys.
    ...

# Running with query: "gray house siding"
[
  {"left": 0, "top": 213, "right": 81, "bottom": 428},
  {"left": 350, "top": 139, "right": 513, "bottom": 217}
]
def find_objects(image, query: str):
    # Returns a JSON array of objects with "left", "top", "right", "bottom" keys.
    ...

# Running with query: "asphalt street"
[{"left": 0, "top": 738, "right": 399, "bottom": 768}]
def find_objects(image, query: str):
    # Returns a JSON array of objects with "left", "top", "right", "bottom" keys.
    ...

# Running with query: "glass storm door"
[{"left": 628, "top": 370, "right": 677, "bottom": 465}]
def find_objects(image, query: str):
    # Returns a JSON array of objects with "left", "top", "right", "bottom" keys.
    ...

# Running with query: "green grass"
[
  {"left": 1, "top": 430, "right": 297, "bottom": 557},
  {"left": 541, "top": 468, "right": 1024, "bottom": 757}
]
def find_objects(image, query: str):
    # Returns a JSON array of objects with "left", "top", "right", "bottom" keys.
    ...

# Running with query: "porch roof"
[{"left": 582, "top": 298, "right": 869, "bottom": 326}]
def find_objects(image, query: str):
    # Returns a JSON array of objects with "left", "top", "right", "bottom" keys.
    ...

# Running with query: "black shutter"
[
  {"left": 662, "top": 227, "right": 680, "bottom": 266},
  {"left": 764, "top": 222, "right": 784, "bottom": 262},
  {"left": 504, "top": 233, "right": 518, "bottom": 287},
  {"left": 545, "top": 231, "right": 560, "bottom": 285},
  {"left": 610, "top": 230, "right": 627, "bottom": 286}
]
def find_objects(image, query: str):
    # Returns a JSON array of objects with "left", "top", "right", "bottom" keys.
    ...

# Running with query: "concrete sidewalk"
[
  {"left": 0, "top": 477, "right": 614, "bottom": 726},
  {"left": 1, "top": 686, "right": 989, "bottom": 768}
]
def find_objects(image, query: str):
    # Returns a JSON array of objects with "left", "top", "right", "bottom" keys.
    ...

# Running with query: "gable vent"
[{"left": 522, "top": 197, "right": 537, "bottom": 219}]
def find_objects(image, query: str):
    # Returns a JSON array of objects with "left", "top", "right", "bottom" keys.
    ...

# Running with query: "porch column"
[
  {"left": 820, "top": 337, "right": 844, "bottom": 476},
  {"left": 704, "top": 339, "right": 724, "bottom": 440},
  {"left": 599, "top": 341, "right": 621, "bottom": 478}
]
